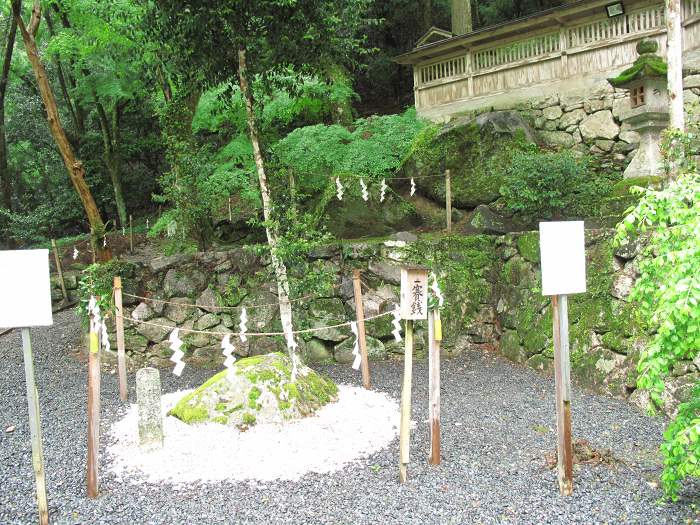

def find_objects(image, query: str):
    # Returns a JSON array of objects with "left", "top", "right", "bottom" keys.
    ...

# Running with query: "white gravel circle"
[{"left": 106, "top": 384, "right": 399, "bottom": 484}]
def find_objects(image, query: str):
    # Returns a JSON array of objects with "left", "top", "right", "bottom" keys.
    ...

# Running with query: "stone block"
[
  {"left": 543, "top": 105, "right": 563, "bottom": 120},
  {"left": 136, "top": 367, "right": 164, "bottom": 451},
  {"left": 579, "top": 110, "right": 619, "bottom": 141},
  {"left": 164, "top": 297, "right": 194, "bottom": 324}
]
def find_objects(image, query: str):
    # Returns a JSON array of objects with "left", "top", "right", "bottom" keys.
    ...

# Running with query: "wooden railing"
[{"left": 414, "top": 1, "right": 700, "bottom": 111}]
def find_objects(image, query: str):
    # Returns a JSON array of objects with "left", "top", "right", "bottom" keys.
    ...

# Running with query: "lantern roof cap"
[{"left": 608, "top": 38, "right": 668, "bottom": 89}]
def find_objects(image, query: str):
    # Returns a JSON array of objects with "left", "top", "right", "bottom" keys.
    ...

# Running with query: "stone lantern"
[{"left": 608, "top": 39, "right": 669, "bottom": 178}]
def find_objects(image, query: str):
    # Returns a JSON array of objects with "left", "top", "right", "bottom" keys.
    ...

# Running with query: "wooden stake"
[
  {"left": 21, "top": 329, "right": 49, "bottom": 525},
  {"left": 114, "top": 276, "right": 128, "bottom": 402},
  {"left": 87, "top": 317, "right": 101, "bottom": 499},
  {"left": 51, "top": 239, "right": 69, "bottom": 305},
  {"left": 228, "top": 197, "right": 233, "bottom": 222},
  {"left": 445, "top": 169, "right": 452, "bottom": 234},
  {"left": 428, "top": 309, "right": 442, "bottom": 465},
  {"left": 129, "top": 215, "right": 133, "bottom": 253},
  {"left": 399, "top": 319, "right": 414, "bottom": 483},
  {"left": 89, "top": 228, "right": 96, "bottom": 264},
  {"left": 352, "top": 269, "right": 371, "bottom": 389},
  {"left": 552, "top": 294, "right": 573, "bottom": 496}
]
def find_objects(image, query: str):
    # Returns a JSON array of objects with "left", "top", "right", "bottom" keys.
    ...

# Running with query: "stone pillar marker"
[
  {"left": 608, "top": 39, "right": 669, "bottom": 179},
  {"left": 136, "top": 367, "right": 164, "bottom": 450}
]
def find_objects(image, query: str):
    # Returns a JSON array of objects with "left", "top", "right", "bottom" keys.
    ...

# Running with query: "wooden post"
[
  {"left": 445, "top": 169, "right": 452, "bottom": 234},
  {"left": 87, "top": 314, "right": 101, "bottom": 499},
  {"left": 129, "top": 215, "right": 134, "bottom": 253},
  {"left": 428, "top": 309, "right": 442, "bottom": 465},
  {"left": 89, "top": 228, "right": 96, "bottom": 264},
  {"left": 399, "top": 319, "right": 414, "bottom": 483},
  {"left": 114, "top": 276, "right": 128, "bottom": 402},
  {"left": 51, "top": 239, "right": 69, "bottom": 305},
  {"left": 228, "top": 197, "right": 233, "bottom": 222},
  {"left": 352, "top": 269, "right": 371, "bottom": 389},
  {"left": 21, "top": 329, "right": 49, "bottom": 525},
  {"left": 552, "top": 294, "right": 573, "bottom": 496}
]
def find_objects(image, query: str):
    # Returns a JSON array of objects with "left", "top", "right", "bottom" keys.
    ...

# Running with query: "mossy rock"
[
  {"left": 610, "top": 176, "right": 663, "bottom": 198},
  {"left": 401, "top": 112, "right": 535, "bottom": 208},
  {"left": 515, "top": 232, "right": 540, "bottom": 263},
  {"left": 169, "top": 353, "right": 338, "bottom": 427}
]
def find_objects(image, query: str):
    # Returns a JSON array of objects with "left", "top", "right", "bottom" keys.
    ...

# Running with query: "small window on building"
[{"left": 630, "top": 86, "right": 645, "bottom": 108}]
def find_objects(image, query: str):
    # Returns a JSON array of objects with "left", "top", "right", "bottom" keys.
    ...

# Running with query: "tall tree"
[
  {"left": 11, "top": 0, "right": 109, "bottom": 260},
  {"left": 152, "top": 0, "right": 371, "bottom": 373},
  {"left": 0, "top": 11, "right": 17, "bottom": 219},
  {"left": 666, "top": 0, "right": 684, "bottom": 131},
  {"left": 452, "top": 0, "right": 473, "bottom": 34}
]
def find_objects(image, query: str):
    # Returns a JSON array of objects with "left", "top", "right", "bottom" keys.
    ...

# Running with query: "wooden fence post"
[
  {"left": 428, "top": 309, "right": 442, "bottom": 465},
  {"left": 114, "top": 276, "right": 128, "bottom": 401},
  {"left": 21, "top": 329, "right": 49, "bottom": 525},
  {"left": 552, "top": 294, "right": 573, "bottom": 496},
  {"left": 129, "top": 215, "right": 134, "bottom": 253},
  {"left": 87, "top": 311, "right": 101, "bottom": 499},
  {"left": 399, "top": 319, "right": 414, "bottom": 483},
  {"left": 445, "top": 169, "right": 452, "bottom": 234},
  {"left": 352, "top": 269, "right": 371, "bottom": 389},
  {"left": 51, "top": 239, "right": 69, "bottom": 305},
  {"left": 89, "top": 228, "right": 96, "bottom": 264}
]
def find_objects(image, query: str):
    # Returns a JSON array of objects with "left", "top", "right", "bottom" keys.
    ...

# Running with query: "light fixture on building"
[{"left": 606, "top": 2, "right": 625, "bottom": 17}]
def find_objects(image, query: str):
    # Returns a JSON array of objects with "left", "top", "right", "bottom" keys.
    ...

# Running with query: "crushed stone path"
[{"left": 1, "top": 310, "right": 698, "bottom": 525}]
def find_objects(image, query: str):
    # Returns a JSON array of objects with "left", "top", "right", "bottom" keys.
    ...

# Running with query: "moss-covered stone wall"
[{"left": 83, "top": 230, "right": 696, "bottom": 417}]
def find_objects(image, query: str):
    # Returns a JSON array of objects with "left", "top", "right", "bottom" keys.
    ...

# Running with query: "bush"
[{"left": 498, "top": 149, "right": 592, "bottom": 220}]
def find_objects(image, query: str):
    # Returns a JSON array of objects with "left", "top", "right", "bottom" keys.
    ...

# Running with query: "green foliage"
[
  {"left": 615, "top": 126, "right": 700, "bottom": 500},
  {"left": 661, "top": 385, "right": 700, "bottom": 500},
  {"left": 249, "top": 206, "right": 336, "bottom": 298},
  {"left": 499, "top": 149, "right": 599, "bottom": 220},
  {"left": 77, "top": 260, "right": 138, "bottom": 325},
  {"left": 274, "top": 108, "right": 426, "bottom": 194}
]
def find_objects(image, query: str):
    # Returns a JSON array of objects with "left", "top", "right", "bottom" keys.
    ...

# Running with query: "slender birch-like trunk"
[
  {"left": 666, "top": 0, "right": 684, "bottom": 131},
  {"left": 237, "top": 47, "right": 299, "bottom": 376}
]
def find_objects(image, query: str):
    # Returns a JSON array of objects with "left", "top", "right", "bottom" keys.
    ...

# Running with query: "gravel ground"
[
  {"left": 1, "top": 309, "right": 698, "bottom": 525},
  {"left": 108, "top": 386, "right": 399, "bottom": 483}
]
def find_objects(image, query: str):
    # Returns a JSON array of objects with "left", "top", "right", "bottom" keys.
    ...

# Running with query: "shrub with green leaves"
[
  {"left": 499, "top": 149, "right": 593, "bottom": 220},
  {"left": 615, "top": 126, "right": 700, "bottom": 501},
  {"left": 77, "top": 260, "right": 139, "bottom": 327}
]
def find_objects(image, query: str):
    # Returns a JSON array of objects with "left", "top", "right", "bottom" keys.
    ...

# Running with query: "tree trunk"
[
  {"left": 0, "top": 13, "right": 17, "bottom": 218},
  {"left": 666, "top": 0, "right": 684, "bottom": 131},
  {"left": 43, "top": 10, "right": 83, "bottom": 143},
  {"left": 452, "top": 0, "right": 473, "bottom": 35},
  {"left": 237, "top": 47, "right": 299, "bottom": 377},
  {"left": 96, "top": 100, "right": 127, "bottom": 228},
  {"left": 421, "top": 0, "right": 432, "bottom": 33},
  {"left": 13, "top": 0, "right": 110, "bottom": 261}
]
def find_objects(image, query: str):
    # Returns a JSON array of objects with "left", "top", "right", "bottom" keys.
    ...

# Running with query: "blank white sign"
[
  {"left": 539, "top": 222, "right": 587, "bottom": 296},
  {"left": 0, "top": 250, "right": 53, "bottom": 328}
]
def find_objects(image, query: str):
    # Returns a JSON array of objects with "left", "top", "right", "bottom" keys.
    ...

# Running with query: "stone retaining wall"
[
  {"left": 521, "top": 77, "right": 700, "bottom": 167},
  {"left": 52, "top": 232, "right": 698, "bottom": 417}
]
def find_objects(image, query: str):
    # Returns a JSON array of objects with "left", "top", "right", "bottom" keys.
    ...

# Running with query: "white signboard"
[
  {"left": 400, "top": 267, "right": 429, "bottom": 320},
  {"left": 539, "top": 221, "right": 587, "bottom": 296},
  {"left": 0, "top": 250, "right": 53, "bottom": 328}
]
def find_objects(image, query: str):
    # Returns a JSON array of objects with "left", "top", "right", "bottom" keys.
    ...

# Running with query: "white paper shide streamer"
[
  {"left": 168, "top": 328, "right": 185, "bottom": 376},
  {"left": 360, "top": 178, "right": 369, "bottom": 202},
  {"left": 336, "top": 177, "right": 344, "bottom": 201},
  {"left": 73, "top": 247, "right": 79, "bottom": 260},
  {"left": 391, "top": 306, "right": 402, "bottom": 342},
  {"left": 379, "top": 179, "right": 388, "bottom": 203},
  {"left": 410, "top": 177, "right": 416, "bottom": 196},
  {"left": 239, "top": 307, "right": 248, "bottom": 342},
  {"left": 87, "top": 296, "right": 110, "bottom": 352},
  {"left": 430, "top": 272, "right": 444, "bottom": 308},
  {"left": 221, "top": 334, "right": 236, "bottom": 377},
  {"left": 103, "top": 235, "right": 107, "bottom": 248},
  {"left": 350, "top": 321, "right": 362, "bottom": 371}
]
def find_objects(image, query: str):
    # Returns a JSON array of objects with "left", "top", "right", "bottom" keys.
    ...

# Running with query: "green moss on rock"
[{"left": 169, "top": 353, "right": 338, "bottom": 428}]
